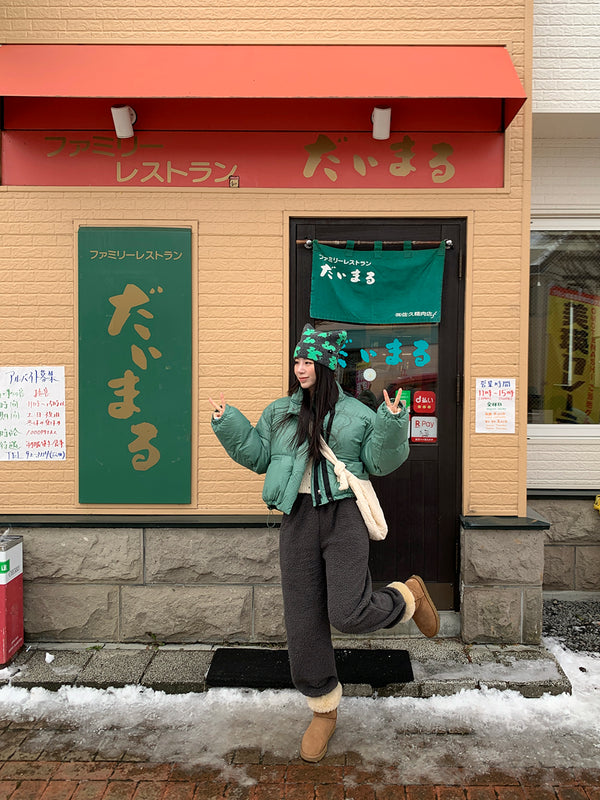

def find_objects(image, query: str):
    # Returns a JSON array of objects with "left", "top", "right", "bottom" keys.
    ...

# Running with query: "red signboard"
[
  {"left": 2, "top": 130, "right": 505, "bottom": 189},
  {"left": 413, "top": 390, "right": 437, "bottom": 414},
  {"left": 0, "top": 537, "right": 24, "bottom": 667}
]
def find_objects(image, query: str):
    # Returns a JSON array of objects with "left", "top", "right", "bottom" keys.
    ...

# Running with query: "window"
[
  {"left": 316, "top": 321, "right": 438, "bottom": 411},
  {"left": 529, "top": 230, "right": 600, "bottom": 427}
]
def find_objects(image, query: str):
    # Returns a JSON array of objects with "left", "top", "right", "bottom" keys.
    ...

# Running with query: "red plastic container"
[{"left": 0, "top": 535, "right": 24, "bottom": 666}]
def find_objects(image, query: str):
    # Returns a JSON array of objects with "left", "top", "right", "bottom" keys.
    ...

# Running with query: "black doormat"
[{"left": 206, "top": 648, "right": 413, "bottom": 689}]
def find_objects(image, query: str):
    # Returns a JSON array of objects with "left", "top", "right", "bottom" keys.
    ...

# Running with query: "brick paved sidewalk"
[
  {"left": 1, "top": 719, "right": 600, "bottom": 800},
  {"left": 1, "top": 756, "right": 600, "bottom": 800},
  {"left": 1, "top": 715, "right": 599, "bottom": 800}
]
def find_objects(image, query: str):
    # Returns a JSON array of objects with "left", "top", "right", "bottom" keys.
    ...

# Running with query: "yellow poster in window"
[{"left": 544, "top": 286, "right": 600, "bottom": 424}]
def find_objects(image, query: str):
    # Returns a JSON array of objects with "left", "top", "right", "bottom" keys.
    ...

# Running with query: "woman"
[{"left": 209, "top": 324, "right": 439, "bottom": 762}]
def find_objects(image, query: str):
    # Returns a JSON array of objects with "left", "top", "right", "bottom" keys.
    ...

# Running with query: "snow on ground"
[{"left": 0, "top": 638, "right": 598, "bottom": 784}]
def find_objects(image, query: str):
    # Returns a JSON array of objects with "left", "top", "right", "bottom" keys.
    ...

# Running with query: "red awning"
[{"left": 0, "top": 44, "right": 527, "bottom": 126}]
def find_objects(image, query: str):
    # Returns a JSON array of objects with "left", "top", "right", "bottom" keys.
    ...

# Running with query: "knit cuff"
[
  {"left": 306, "top": 682, "right": 343, "bottom": 713},
  {"left": 387, "top": 581, "right": 416, "bottom": 624}
]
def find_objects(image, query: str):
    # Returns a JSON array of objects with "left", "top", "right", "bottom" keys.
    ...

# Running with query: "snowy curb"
[{"left": 1, "top": 638, "right": 572, "bottom": 698}]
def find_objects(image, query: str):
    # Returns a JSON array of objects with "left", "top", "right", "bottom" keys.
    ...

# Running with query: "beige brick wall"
[
  {"left": 0, "top": 0, "right": 532, "bottom": 518},
  {"left": 0, "top": 182, "right": 530, "bottom": 516},
  {"left": 2, "top": 0, "right": 528, "bottom": 46}
]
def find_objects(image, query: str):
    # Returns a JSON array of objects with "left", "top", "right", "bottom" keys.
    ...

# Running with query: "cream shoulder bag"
[{"left": 319, "top": 437, "right": 388, "bottom": 541}]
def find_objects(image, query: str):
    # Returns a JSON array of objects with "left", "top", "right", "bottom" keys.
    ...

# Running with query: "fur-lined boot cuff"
[
  {"left": 387, "top": 581, "right": 416, "bottom": 624},
  {"left": 306, "top": 682, "right": 342, "bottom": 713}
]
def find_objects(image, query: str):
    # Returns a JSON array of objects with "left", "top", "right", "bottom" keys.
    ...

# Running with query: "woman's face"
[{"left": 294, "top": 358, "right": 316, "bottom": 392}]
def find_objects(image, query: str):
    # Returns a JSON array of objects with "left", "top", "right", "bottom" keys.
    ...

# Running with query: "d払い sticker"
[{"left": 413, "top": 390, "right": 436, "bottom": 414}]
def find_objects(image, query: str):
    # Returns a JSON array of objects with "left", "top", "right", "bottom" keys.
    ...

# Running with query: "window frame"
[{"left": 528, "top": 216, "right": 600, "bottom": 441}]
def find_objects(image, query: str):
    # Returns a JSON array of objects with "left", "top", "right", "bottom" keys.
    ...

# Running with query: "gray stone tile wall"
[
  {"left": 13, "top": 502, "right": 597, "bottom": 643},
  {"left": 18, "top": 527, "right": 143, "bottom": 583},
  {"left": 19, "top": 526, "right": 285, "bottom": 644},
  {"left": 144, "top": 527, "right": 281, "bottom": 584},
  {"left": 528, "top": 499, "right": 600, "bottom": 591},
  {"left": 24, "top": 583, "right": 120, "bottom": 641},
  {"left": 120, "top": 585, "right": 254, "bottom": 642},
  {"left": 460, "top": 526, "right": 545, "bottom": 645}
]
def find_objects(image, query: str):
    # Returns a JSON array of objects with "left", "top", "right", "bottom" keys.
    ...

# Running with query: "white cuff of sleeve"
[{"left": 385, "top": 404, "right": 404, "bottom": 416}]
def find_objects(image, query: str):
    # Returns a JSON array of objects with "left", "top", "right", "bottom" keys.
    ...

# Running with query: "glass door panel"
[{"left": 316, "top": 322, "right": 438, "bottom": 419}]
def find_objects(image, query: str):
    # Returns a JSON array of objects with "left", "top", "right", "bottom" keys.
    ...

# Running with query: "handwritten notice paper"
[
  {"left": 475, "top": 378, "right": 516, "bottom": 434},
  {"left": 0, "top": 367, "right": 66, "bottom": 460}
]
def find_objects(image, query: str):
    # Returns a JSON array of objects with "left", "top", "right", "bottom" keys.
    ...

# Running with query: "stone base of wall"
[
  {"left": 14, "top": 505, "right": 594, "bottom": 644},
  {"left": 14, "top": 525, "right": 460, "bottom": 644},
  {"left": 528, "top": 498, "right": 600, "bottom": 591},
  {"left": 460, "top": 513, "right": 549, "bottom": 644},
  {"left": 18, "top": 526, "right": 286, "bottom": 644}
]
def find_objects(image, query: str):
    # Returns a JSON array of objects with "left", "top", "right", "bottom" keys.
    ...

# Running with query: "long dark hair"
[{"left": 285, "top": 363, "right": 339, "bottom": 462}]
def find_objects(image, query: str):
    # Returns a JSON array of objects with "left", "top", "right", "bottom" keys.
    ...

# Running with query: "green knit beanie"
[{"left": 293, "top": 324, "right": 348, "bottom": 371}]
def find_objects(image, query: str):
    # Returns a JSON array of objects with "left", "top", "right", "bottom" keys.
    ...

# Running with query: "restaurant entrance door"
[{"left": 290, "top": 217, "right": 465, "bottom": 609}]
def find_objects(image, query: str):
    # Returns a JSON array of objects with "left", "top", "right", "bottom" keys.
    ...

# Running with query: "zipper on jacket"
[
  {"left": 312, "top": 456, "right": 322, "bottom": 506},
  {"left": 312, "top": 409, "right": 335, "bottom": 506},
  {"left": 320, "top": 458, "right": 333, "bottom": 502}
]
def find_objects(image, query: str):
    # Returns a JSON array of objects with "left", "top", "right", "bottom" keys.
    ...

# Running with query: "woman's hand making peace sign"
[
  {"left": 382, "top": 388, "right": 405, "bottom": 415},
  {"left": 209, "top": 392, "right": 226, "bottom": 419}
]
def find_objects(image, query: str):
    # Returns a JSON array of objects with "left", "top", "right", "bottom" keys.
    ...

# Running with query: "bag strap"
[{"left": 319, "top": 436, "right": 337, "bottom": 466}]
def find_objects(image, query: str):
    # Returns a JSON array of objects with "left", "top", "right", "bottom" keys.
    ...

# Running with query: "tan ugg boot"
[
  {"left": 300, "top": 709, "right": 337, "bottom": 762},
  {"left": 388, "top": 575, "right": 440, "bottom": 638},
  {"left": 405, "top": 575, "right": 440, "bottom": 637}
]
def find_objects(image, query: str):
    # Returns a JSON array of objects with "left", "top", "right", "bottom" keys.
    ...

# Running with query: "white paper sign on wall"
[
  {"left": 475, "top": 378, "right": 516, "bottom": 434},
  {"left": 0, "top": 367, "right": 66, "bottom": 461}
]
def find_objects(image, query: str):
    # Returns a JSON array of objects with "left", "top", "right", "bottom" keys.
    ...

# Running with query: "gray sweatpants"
[{"left": 279, "top": 494, "right": 407, "bottom": 700}]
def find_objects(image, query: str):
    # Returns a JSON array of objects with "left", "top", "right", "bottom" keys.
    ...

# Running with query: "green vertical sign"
[{"left": 78, "top": 227, "right": 192, "bottom": 503}]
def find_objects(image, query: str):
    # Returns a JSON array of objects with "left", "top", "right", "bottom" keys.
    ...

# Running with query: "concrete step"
[{"left": 1, "top": 637, "right": 572, "bottom": 698}]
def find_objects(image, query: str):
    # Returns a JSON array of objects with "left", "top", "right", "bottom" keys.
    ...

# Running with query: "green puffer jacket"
[{"left": 211, "top": 384, "right": 409, "bottom": 515}]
